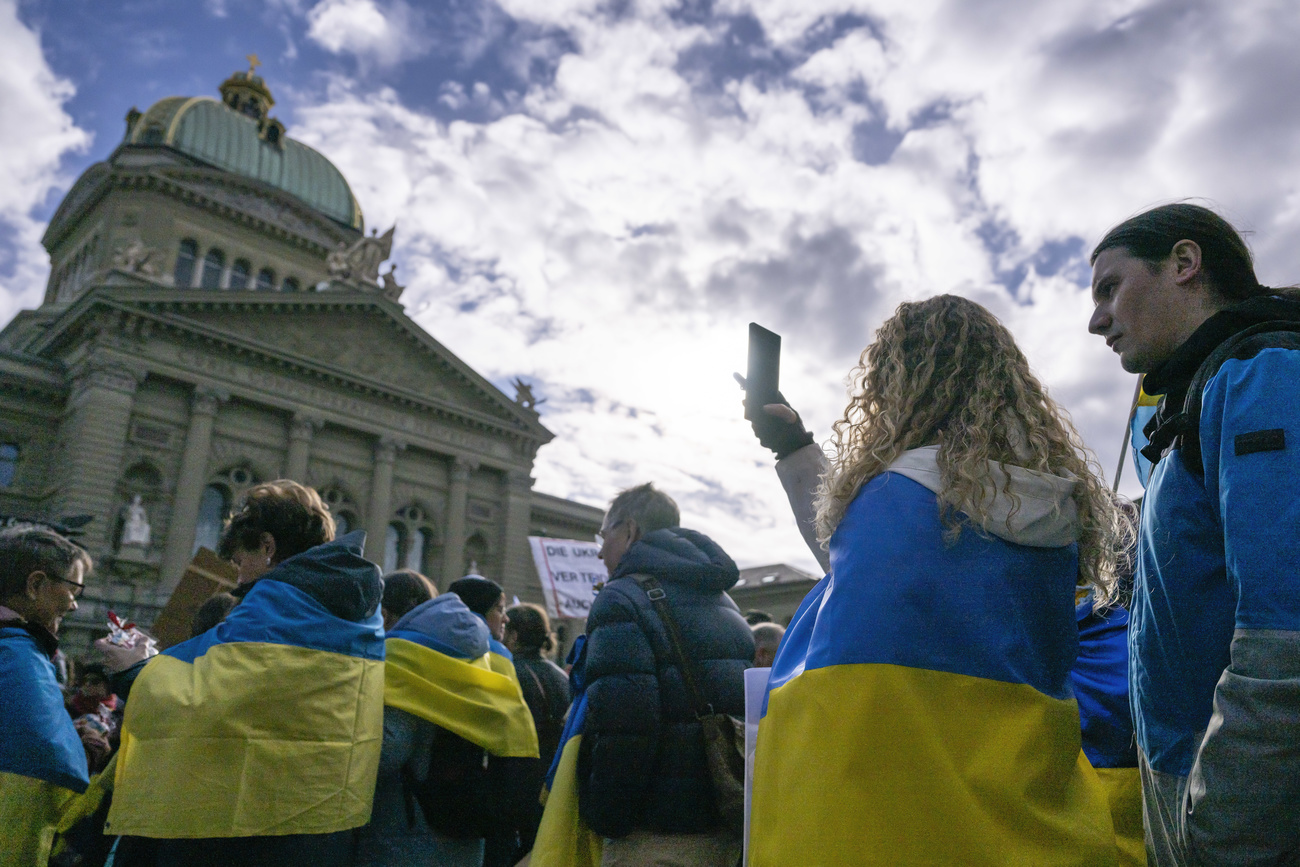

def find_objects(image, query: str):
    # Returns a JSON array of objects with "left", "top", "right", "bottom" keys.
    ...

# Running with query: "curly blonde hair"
[{"left": 814, "top": 295, "right": 1129, "bottom": 598}]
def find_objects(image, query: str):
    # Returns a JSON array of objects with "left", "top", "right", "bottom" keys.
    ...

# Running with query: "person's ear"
[
  {"left": 625, "top": 520, "right": 640, "bottom": 544},
  {"left": 259, "top": 532, "right": 277, "bottom": 564},
  {"left": 1169, "top": 239, "right": 1204, "bottom": 287},
  {"left": 25, "top": 571, "right": 47, "bottom": 599}
]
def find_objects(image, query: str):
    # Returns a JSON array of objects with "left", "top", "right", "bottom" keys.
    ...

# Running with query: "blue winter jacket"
[
  {"left": 576, "top": 527, "right": 753, "bottom": 839},
  {"left": 1135, "top": 297, "right": 1300, "bottom": 862}
]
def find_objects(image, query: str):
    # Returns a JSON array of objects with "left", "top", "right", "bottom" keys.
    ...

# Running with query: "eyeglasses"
[
  {"left": 594, "top": 520, "right": 624, "bottom": 548},
  {"left": 49, "top": 575, "right": 85, "bottom": 599}
]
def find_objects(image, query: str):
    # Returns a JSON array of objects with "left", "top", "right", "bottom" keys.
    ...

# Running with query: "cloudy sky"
[{"left": 3, "top": 0, "right": 1298, "bottom": 574}]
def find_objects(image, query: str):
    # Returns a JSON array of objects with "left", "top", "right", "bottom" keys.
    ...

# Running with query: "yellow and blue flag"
[
  {"left": 1072, "top": 597, "right": 1144, "bottom": 866},
  {"left": 384, "top": 604, "right": 538, "bottom": 758},
  {"left": 0, "top": 627, "right": 89, "bottom": 793},
  {"left": 749, "top": 473, "right": 1116, "bottom": 866},
  {"left": 531, "top": 636, "right": 601, "bottom": 867},
  {"left": 1, "top": 625, "right": 90, "bottom": 867},
  {"left": 1130, "top": 380, "right": 1160, "bottom": 488},
  {"left": 105, "top": 567, "right": 386, "bottom": 839}
]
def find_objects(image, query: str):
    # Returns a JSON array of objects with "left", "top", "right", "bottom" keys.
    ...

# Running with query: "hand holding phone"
[
  {"left": 737, "top": 324, "right": 814, "bottom": 459},
  {"left": 743, "top": 323, "right": 781, "bottom": 422}
]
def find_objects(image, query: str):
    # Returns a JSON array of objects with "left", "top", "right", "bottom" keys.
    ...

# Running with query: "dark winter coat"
[{"left": 576, "top": 527, "right": 753, "bottom": 839}]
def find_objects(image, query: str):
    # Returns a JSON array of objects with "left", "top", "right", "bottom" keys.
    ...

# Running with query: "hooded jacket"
[
  {"left": 353, "top": 594, "right": 491, "bottom": 867},
  {"left": 750, "top": 447, "right": 1117, "bottom": 866},
  {"left": 1132, "top": 295, "right": 1300, "bottom": 865},
  {"left": 576, "top": 527, "right": 753, "bottom": 839}
]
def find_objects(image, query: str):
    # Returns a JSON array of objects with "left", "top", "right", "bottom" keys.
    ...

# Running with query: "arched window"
[
  {"left": 229, "top": 259, "right": 251, "bottom": 290},
  {"left": 281, "top": 277, "right": 300, "bottom": 293},
  {"left": 384, "top": 523, "right": 406, "bottom": 574},
  {"left": 200, "top": 249, "right": 226, "bottom": 289},
  {"left": 255, "top": 268, "right": 276, "bottom": 291},
  {"left": 464, "top": 532, "right": 492, "bottom": 578},
  {"left": 193, "top": 484, "right": 229, "bottom": 555},
  {"left": 406, "top": 528, "right": 429, "bottom": 572},
  {"left": 174, "top": 240, "right": 198, "bottom": 288}
]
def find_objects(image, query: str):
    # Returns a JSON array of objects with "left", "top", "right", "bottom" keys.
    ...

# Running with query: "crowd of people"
[{"left": 3, "top": 202, "right": 1298, "bottom": 866}]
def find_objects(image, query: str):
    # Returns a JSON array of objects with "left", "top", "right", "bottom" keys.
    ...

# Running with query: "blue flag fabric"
[{"left": 0, "top": 628, "right": 89, "bottom": 793}]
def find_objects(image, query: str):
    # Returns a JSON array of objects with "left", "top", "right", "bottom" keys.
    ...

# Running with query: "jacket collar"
[{"left": 0, "top": 608, "right": 60, "bottom": 659}]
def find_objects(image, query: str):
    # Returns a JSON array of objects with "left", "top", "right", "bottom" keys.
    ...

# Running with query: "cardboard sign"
[
  {"left": 528, "top": 537, "right": 608, "bottom": 619},
  {"left": 150, "top": 547, "right": 238, "bottom": 649}
]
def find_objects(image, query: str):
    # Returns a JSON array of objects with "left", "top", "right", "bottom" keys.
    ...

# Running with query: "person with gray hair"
[{"left": 577, "top": 482, "right": 753, "bottom": 865}]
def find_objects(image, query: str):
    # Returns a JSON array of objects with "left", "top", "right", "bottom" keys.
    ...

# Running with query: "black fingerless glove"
[{"left": 750, "top": 394, "right": 815, "bottom": 460}]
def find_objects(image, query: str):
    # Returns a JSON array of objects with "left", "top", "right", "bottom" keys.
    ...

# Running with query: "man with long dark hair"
[{"left": 1089, "top": 203, "right": 1300, "bottom": 865}]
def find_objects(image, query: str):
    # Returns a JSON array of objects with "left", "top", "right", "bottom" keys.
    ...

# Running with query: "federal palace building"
[{"left": 0, "top": 66, "right": 603, "bottom": 654}]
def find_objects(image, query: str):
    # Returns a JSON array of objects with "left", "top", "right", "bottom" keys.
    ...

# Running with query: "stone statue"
[
  {"left": 326, "top": 241, "right": 352, "bottom": 280},
  {"left": 325, "top": 227, "right": 396, "bottom": 288},
  {"left": 113, "top": 239, "right": 158, "bottom": 276},
  {"left": 380, "top": 264, "right": 405, "bottom": 301},
  {"left": 122, "top": 495, "right": 151, "bottom": 547},
  {"left": 348, "top": 226, "right": 394, "bottom": 285},
  {"left": 512, "top": 378, "right": 544, "bottom": 411}
]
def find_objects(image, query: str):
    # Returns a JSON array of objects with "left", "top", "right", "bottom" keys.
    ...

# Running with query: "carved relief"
[
  {"left": 112, "top": 239, "right": 159, "bottom": 276},
  {"left": 208, "top": 434, "right": 281, "bottom": 482}
]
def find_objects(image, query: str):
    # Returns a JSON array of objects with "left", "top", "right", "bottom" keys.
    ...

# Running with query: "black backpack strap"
[
  {"left": 629, "top": 573, "right": 714, "bottom": 718},
  {"left": 1173, "top": 322, "right": 1300, "bottom": 475}
]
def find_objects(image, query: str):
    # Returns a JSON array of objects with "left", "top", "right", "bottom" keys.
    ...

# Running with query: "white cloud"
[
  {"left": 305, "top": 0, "right": 428, "bottom": 67},
  {"left": 0, "top": 0, "right": 91, "bottom": 323},
  {"left": 12, "top": 0, "right": 1296, "bottom": 571},
  {"left": 293, "top": 0, "right": 1223, "bottom": 570}
]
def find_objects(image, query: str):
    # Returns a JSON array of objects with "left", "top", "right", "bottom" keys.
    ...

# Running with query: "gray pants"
[{"left": 1140, "top": 751, "right": 1191, "bottom": 867}]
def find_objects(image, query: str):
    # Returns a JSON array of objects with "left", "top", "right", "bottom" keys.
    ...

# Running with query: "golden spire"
[{"left": 246, "top": 53, "right": 261, "bottom": 75}]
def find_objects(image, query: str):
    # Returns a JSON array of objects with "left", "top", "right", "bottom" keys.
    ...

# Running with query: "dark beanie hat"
[{"left": 446, "top": 576, "right": 504, "bottom": 618}]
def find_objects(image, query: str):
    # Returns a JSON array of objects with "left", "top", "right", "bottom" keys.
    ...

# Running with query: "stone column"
[
  {"left": 364, "top": 437, "right": 401, "bottom": 563},
  {"left": 284, "top": 414, "right": 321, "bottom": 482},
  {"left": 440, "top": 456, "right": 475, "bottom": 588},
  {"left": 158, "top": 387, "right": 225, "bottom": 591},
  {"left": 57, "top": 361, "right": 142, "bottom": 555},
  {"left": 499, "top": 470, "right": 535, "bottom": 601}
]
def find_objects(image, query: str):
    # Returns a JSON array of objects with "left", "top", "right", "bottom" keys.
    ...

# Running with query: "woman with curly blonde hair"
[{"left": 748, "top": 295, "right": 1128, "bottom": 866}]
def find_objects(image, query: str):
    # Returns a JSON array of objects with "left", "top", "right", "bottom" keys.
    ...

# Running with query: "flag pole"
[{"left": 1112, "top": 376, "right": 1144, "bottom": 493}]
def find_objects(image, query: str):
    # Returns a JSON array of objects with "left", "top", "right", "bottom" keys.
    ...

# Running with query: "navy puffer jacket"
[{"left": 576, "top": 527, "right": 754, "bottom": 839}]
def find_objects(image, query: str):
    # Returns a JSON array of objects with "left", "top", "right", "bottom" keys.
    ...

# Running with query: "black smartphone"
[{"left": 744, "top": 323, "right": 781, "bottom": 421}]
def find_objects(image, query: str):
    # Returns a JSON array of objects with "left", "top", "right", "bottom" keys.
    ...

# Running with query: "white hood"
[{"left": 887, "top": 445, "right": 1080, "bottom": 548}]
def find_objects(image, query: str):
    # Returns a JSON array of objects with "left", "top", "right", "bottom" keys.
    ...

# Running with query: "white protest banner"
[{"left": 528, "top": 537, "right": 609, "bottom": 619}]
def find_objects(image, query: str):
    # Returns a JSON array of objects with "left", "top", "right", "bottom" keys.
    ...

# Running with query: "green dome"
[{"left": 127, "top": 96, "right": 363, "bottom": 230}]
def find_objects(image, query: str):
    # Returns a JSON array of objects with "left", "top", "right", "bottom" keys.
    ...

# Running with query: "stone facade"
[{"left": 0, "top": 72, "right": 602, "bottom": 656}]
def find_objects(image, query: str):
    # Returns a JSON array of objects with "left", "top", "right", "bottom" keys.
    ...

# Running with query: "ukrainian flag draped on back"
[
  {"left": 0, "top": 625, "right": 90, "bottom": 867},
  {"left": 750, "top": 461, "right": 1116, "bottom": 867},
  {"left": 531, "top": 636, "right": 602, "bottom": 867},
  {"left": 106, "top": 536, "right": 386, "bottom": 839},
  {"left": 383, "top": 597, "right": 538, "bottom": 758}
]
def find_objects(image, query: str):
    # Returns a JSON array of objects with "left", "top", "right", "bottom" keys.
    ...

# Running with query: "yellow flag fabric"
[
  {"left": 0, "top": 771, "right": 76, "bottom": 867},
  {"left": 106, "top": 575, "right": 387, "bottom": 839},
  {"left": 1096, "top": 767, "right": 1146, "bottom": 867},
  {"left": 530, "top": 734, "right": 602, "bottom": 867},
  {"left": 383, "top": 637, "right": 539, "bottom": 758},
  {"left": 488, "top": 649, "right": 520, "bottom": 680},
  {"left": 751, "top": 664, "right": 1116, "bottom": 867}
]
